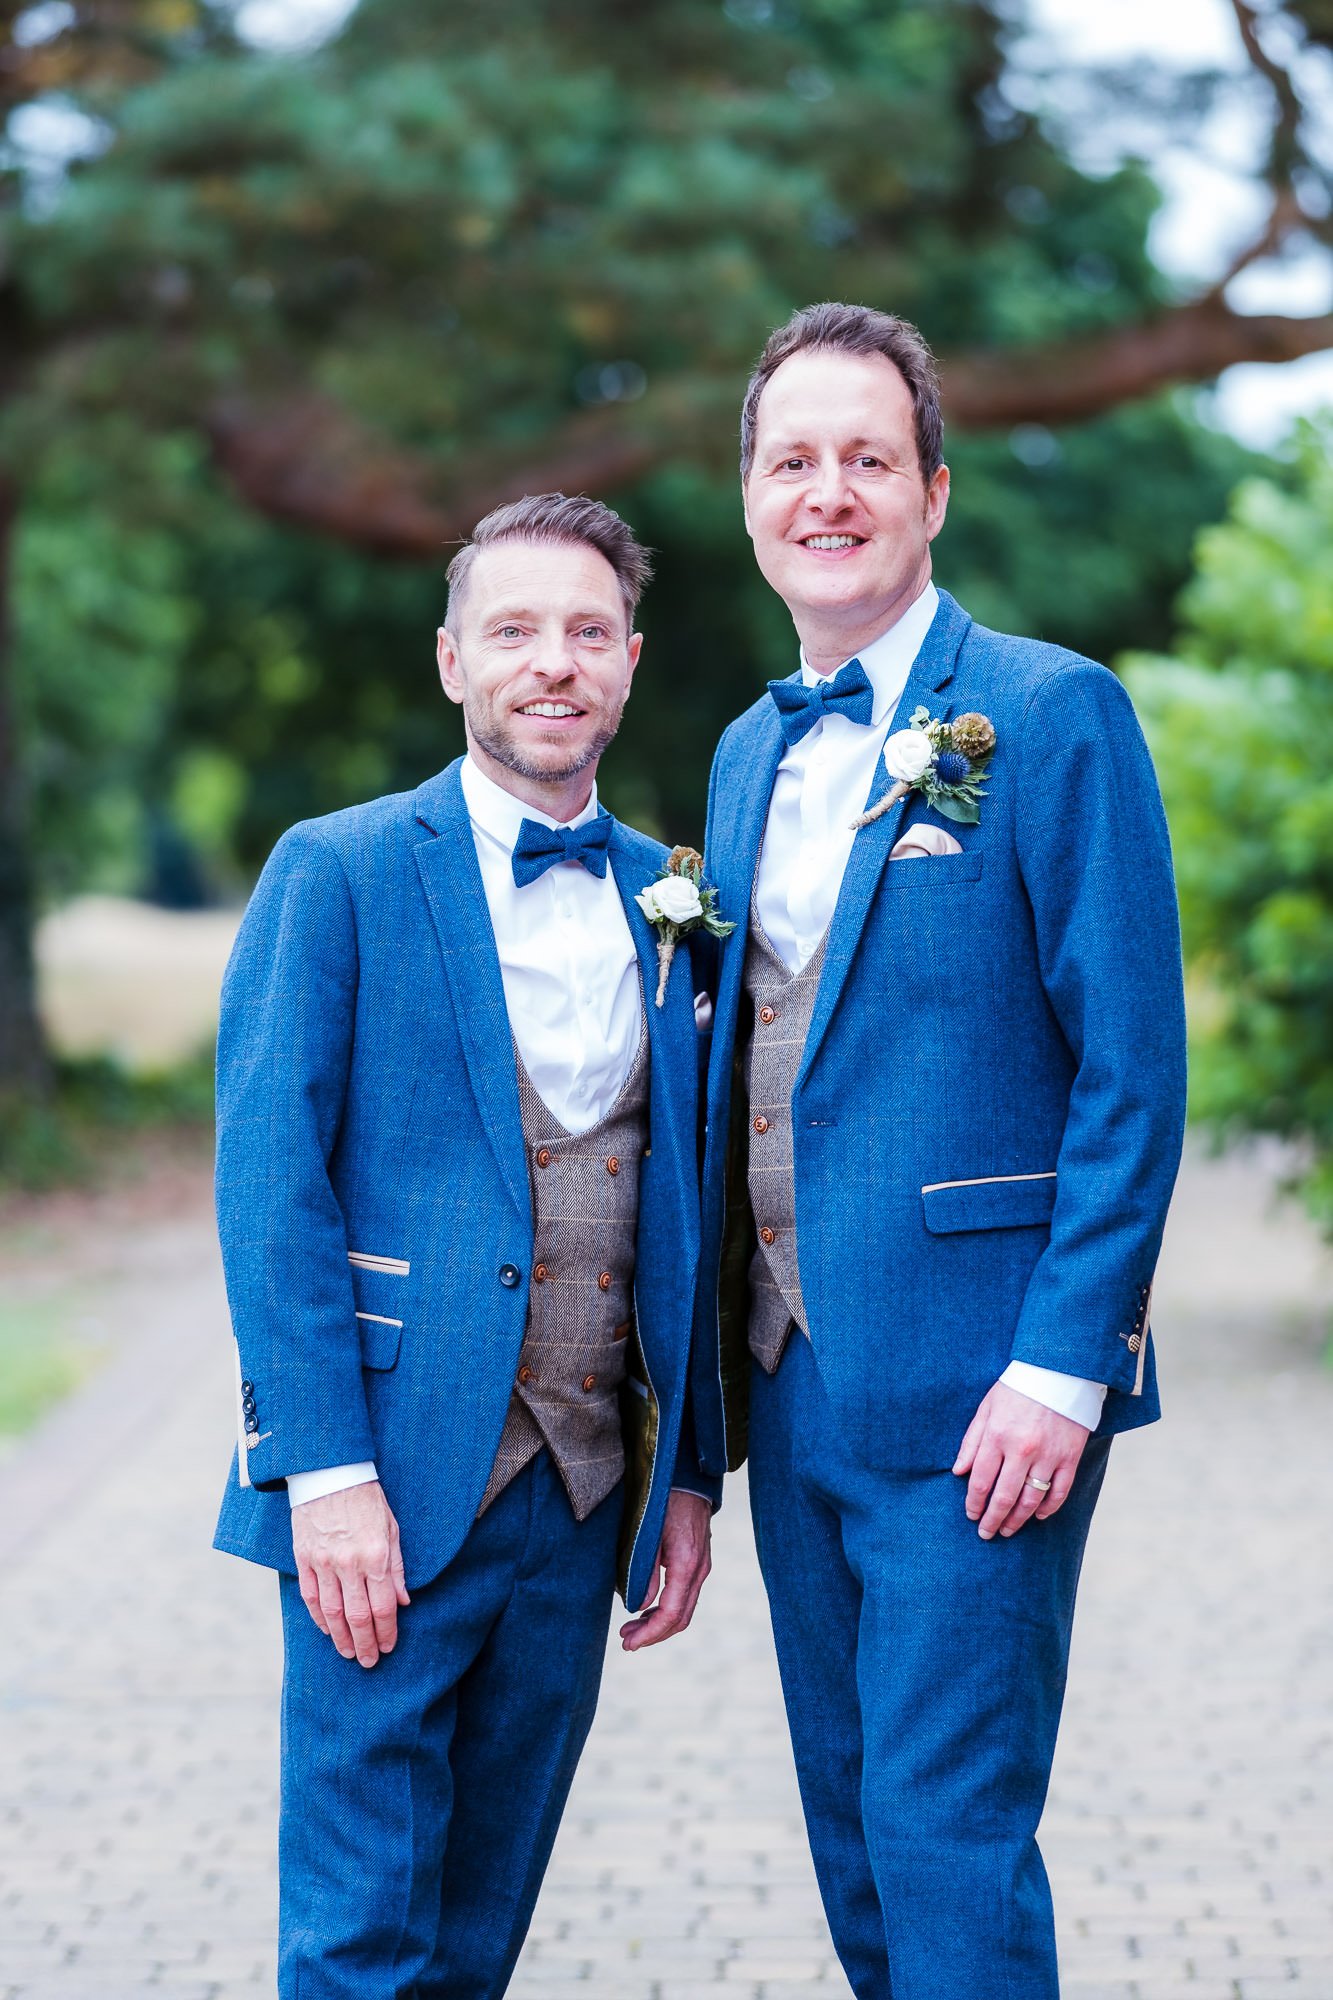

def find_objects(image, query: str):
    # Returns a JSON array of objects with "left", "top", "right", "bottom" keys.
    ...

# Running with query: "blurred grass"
[{"left": 0, "top": 1285, "right": 112, "bottom": 1439}]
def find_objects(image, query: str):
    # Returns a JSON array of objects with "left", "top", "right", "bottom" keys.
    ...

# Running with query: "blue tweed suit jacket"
[
  {"left": 213, "top": 759, "right": 709, "bottom": 1613},
  {"left": 692, "top": 589, "right": 1188, "bottom": 1475}
]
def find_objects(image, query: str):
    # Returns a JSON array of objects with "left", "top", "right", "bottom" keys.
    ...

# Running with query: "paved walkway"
[{"left": 0, "top": 1145, "right": 1330, "bottom": 1999}]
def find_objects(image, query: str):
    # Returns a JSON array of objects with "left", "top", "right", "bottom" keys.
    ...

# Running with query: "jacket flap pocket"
[
  {"left": 356, "top": 1312, "right": 403, "bottom": 1369},
  {"left": 922, "top": 1172, "right": 1057, "bottom": 1235},
  {"left": 885, "top": 850, "right": 984, "bottom": 885}
]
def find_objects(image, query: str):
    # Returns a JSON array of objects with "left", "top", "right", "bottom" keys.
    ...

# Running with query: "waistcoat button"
[
  {"left": 498, "top": 1264, "right": 520, "bottom": 1287},
  {"left": 581, "top": 1374, "right": 597, "bottom": 1393},
  {"left": 517, "top": 1364, "right": 535, "bottom": 1385},
  {"left": 533, "top": 1263, "right": 549, "bottom": 1283},
  {"left": 759, "top": 1226, "right": 776, "bottom": 1246},
  {"left": 606, "top": 1155, "right": 620, "bottom": 1175},
  {"left": 597, "top": 1271, "right": 612, "bottom": 1291},
  {"left": 753, "top": 1115, "right": 769, "bottom": 1134},
  {"left": 759, "top": 1005, "right": 776, "bottom": 1025},
  {"left": 535, "top": 1147, "right": 552, "bottom": 1169}
]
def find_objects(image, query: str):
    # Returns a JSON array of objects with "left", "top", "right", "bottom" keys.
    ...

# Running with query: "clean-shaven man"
[
  {"left": 692, "top": 305, "right": 1187, "bottom": 1998},
  {"left": 214, "top": 493, "right": 716, "bottom": 1999}
]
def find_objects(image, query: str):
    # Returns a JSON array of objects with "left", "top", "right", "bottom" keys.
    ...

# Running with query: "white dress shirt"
[
  {"left": 287, "top": 756, "right": 644, "bottom": 1509},
  {"left": 751, "top": 583, "right": 1106, "bottom": 1435}
]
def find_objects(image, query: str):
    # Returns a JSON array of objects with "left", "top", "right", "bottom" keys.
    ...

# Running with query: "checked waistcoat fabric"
[
  {"left": 743, "top": 899, "right": 828, "bottom": 1374},
  {"left": 479, "top": 1018, "right": 650, "bottom": 1522}
]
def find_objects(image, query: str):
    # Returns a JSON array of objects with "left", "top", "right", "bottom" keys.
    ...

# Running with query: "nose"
[
  {"left": 529, "top": 639, "right": 578, "bottom": 683},
  {"left": 807, "top": 454, "right": 854, "bottom": 517}
]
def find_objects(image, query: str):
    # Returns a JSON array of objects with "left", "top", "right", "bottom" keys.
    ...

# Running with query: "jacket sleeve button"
[
  {"left": 241, "top": 1380, "right": 254, "bottom": 1395},
  {"left": 499, "top": 1264, "right": 521, "bottom": 1288}
]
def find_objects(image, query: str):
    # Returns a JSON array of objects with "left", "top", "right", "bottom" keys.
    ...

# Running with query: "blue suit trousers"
[
  {"left": 748, "top": 1335, "right": 1110, "bottom": 2000},
  {"left": 277, "top": 1452, "right": 621, "bottom": 1999}
]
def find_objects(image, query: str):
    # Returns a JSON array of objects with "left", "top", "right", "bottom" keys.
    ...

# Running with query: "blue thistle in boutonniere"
[
  {"left": 851, "top": 707, "right": 997, "bottom": 830},
  {"left": 635, "top": 845, "right": 735, "bottom": 1007}
]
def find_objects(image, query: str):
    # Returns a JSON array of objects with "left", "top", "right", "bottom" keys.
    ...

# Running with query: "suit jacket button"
[
  {"left": 517, "top": 1364, "right": 535, "bottom": 1386},
  {"left": 606, "top": 1155, "right": 620, "bottom": 1175},
  {"left": 582, "top": 1374, "right": 597, "bottom": 1393},
  {"left": 1127, "top": 1333, "right": 1142, "bottom": 1353},
  {"left": 244, "top": 1415, "right": 259, "bottom": 1433},
  {"left": 759, "top": 1226, "right": 776, "bottom": 1246},
  {"left": 499, "top": 1264, "right": 521, "bottom": 1288},
  {"left": 241, "top": 1380, "right": 254, "bottom": 1395},
  {"left": 759, "top": 1005, "right": 776, "bottom": 1025},
  {"left": 242, "top": 1396, "right": 257, "bottom": 1415},
  {"left": 535, "top": 1148, "right": 552, "bottom": 1170},
  {"left": 533, "top": 1263, "right": 549, "bottom": 1283},
  {"left": 597, "top": 1271, "right": 612, "bottom": 1291},
  {"left": 753, "top": 1116, "right": 769, "bottom": 1134}
]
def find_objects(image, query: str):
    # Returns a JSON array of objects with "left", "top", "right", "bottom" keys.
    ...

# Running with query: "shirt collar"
[
  {"left": 799, "top": 581, "right": 940, "bottom": 727},
  {"left": 460, "top": 753, "right": 601, "bottom": 854}
]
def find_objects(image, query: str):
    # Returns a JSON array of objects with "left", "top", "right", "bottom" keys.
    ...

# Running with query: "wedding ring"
[{"left": 1025, "top": 1475, "right": 1053, "bottom": 1493}]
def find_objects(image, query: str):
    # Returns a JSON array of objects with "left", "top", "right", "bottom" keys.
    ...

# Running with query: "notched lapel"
[
  {"left": 710, "top": 706, "right": 786, "bottom": 1060},
  {"left": 413, "top": 762, "right": 530, "bottom": 1224},
  {"left": 798, "top": 592, "right": 973, "bottom": 1086},
  {"left": 608, "top": 835, "right": 698, "bottom": 1233}
]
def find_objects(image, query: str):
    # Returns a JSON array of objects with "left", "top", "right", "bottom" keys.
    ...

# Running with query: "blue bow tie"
[
  {"left": 511, "top": 813, "right": 612, "bottom": 888},
  {"left": 767, "top": 657, "right": 875, "bottom": 745}
]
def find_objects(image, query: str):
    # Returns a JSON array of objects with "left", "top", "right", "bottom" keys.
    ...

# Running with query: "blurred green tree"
[
  {"left": 2, "top": 0, "right": 1332, "bottom": 1112},
  {"left": 1125, "top": 421, "right": 1333, "bottom": 1235}
]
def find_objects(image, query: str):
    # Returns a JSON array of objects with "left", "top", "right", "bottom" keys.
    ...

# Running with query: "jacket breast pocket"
[
  {"left": 921, "top": 1172, "right": 1057, "bottom": 1234},
  {"left": 356, "top": 1312, "right": 402, "bottom": 1370},
  {"left": 886, "top": 850, "right": 984, "bottom": 887}
]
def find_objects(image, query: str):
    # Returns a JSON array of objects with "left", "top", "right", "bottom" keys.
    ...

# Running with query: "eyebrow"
[
  {"left": 766, "top": 434, "right": 897, "bottom": 458},
  {"left": 483, "top": 605, "right": 620, "bottom": 624}
]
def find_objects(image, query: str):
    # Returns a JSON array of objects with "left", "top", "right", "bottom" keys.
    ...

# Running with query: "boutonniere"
[
  {"left": 636, "top": 846, "right": 736, "bottom": 1007},
  {"left": 851, "top": 707, "right": 996, "bottom": 830}
]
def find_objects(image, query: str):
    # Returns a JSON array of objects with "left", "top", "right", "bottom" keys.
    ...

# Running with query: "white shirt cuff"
[
  {"left": 1000, "top": 1362, "right": 1106, "bottom": 1433},
  {"left": 286, "top": 1461, "right": 379, "bottom": 1510}
]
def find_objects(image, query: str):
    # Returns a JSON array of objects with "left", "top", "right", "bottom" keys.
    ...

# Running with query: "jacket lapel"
[
  {"left": 709, "top": 703, "right": 787, "bottom": 1066},
  {"left": 607, "top": 831, "right": 698, "bottom": 1246},
  {"left": 413, "top": 760, "right": 530, "bottom": 1224},
  {"left": 797, "top": 590, "right": 973, "bottom": 1086}
]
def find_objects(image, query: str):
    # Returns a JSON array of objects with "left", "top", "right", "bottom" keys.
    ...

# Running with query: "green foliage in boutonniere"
[
  {"left": 635, "top": 845, "right": 735, "bottom": 1007},
  {"left": 851, "top": 707, "right": 997, "bottom": 830}
]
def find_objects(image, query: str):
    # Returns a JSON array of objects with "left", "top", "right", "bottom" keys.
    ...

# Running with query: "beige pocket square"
[{"left": 888, "top": 823, "right": 963, "bottom": 861}]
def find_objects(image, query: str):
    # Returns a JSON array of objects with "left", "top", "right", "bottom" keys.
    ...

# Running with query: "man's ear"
[
  {"left": 437, "top": 626, "right": 464, "bottom": 706},
  {"left": 924, "top": 463, "right": 950, "bottom": 544},
  {"left": 623, "top": 629, "right": 644, "bottom": 697}
]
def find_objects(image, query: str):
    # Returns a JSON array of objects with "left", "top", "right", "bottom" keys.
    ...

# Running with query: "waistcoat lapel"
[
  {"left": 412, "top": 759, "right": 530, "bottom": 1225},
  {"left": 797, "top": 590, "right": 973, "bottom": 1088}
]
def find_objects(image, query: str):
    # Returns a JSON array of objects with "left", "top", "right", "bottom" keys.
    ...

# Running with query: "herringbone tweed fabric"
[
  {"left": 743, "top": 901, "right": 827, "bottom": 1373},
  {"left": 479, "top": 1019, "right": 650, "bottom": 1520}
]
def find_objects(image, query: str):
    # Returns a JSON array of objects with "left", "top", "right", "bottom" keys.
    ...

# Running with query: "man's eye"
[
  {"left": 579, "top": 625, "right": 608, "bottom": 640},
  {"left": 781, "top": 458, "right": 807, "bottom": 473},
  {"left": 856, "top": 456, "right": 882, "bottom": 470},
  {"left": 498, "top": 626, "right": 523, "bottom": 639}
]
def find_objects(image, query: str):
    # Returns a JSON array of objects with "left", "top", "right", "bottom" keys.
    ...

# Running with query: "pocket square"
[{"left": 888, "top": 823, "right": 963, "bottom": 862}]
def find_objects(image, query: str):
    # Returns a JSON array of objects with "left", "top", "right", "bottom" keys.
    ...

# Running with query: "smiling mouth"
[
  {"left": 515, "top": 700, "right": 586, "bottom": 719},
  {"left": 800, "top": 534, "right": 866, "bottom": 551}
]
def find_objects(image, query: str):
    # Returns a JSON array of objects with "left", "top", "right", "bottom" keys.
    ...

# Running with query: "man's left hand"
[
  {"left": 618, "top": 1490, "right": 712, "bottom": 1651},
  {"left": 953, "top": 1383, "right": 1090, "bottom": 1539}
]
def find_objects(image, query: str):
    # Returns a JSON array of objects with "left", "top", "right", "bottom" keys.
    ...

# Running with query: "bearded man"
[{"left": 214, "top": 493, "right": 716, "bottom": 1999}]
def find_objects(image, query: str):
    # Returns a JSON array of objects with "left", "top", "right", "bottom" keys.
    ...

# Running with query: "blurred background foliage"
[
  {"left": 1128, "top": 419, "right": 1333, "bottom": 1237},
  {"left": 3, "top": 0, "right": 1333, "bottom": 1206}
]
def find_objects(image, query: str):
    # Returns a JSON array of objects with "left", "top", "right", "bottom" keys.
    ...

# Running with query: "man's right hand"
[{"left": 290, "top": 1482, "right": 410, "bottom": 1669}]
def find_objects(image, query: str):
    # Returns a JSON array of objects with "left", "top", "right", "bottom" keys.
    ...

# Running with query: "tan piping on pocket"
[
  {"left": 355, "top": 1311, "right": 404, "bottom": 1328},
  {"left": 920, "top": 1171, "right": 1058, "bottom": 1195},
  {"left": 347, "top": 1251, "right": 411, "bottom": 1275}
]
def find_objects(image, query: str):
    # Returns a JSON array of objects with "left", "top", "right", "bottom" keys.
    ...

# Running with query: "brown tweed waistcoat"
[
  {"left": 479, "top": 1020, "right": 650, "bottom": 1522},
  {"left": 743, "top": 901, "right": 827, "bottom": 1374}
]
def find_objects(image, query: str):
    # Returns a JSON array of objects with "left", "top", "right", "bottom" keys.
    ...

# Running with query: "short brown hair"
[
  {"left": 739, "top": 302, "right": 943, "bottom": 484},
  {"left": 445, "top": 492, "right": 653, "bottom": 631}
]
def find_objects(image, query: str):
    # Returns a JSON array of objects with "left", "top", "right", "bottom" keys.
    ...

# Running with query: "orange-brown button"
[
  {"left": 759, "top": 1005, "right": 776, "bottom": 1025},
  {"left": 753, "top": 1115, "right": 769, "bottom": 1134},
  {"left": 535, "top": 1147, "right": 552, "bottom": 1169},
  {"left": 597, "top": 1271, "right": 612, "bottom": 1292},
  {"left": 612, "top": 1319, "right": 631, "bottom": 1342},
  {"left": 582, "top": 1374, "right": 597, "bottom": 1393},
  {"left": 533, "top": 1263, "right": 549, "bottom": 1283},
  {"left": 606, "top": 1155, "right": 620, "bottom": 1176},
  {"left": 759, "top": 1226, "right": 776, "bottom": 1246},
  {"left": 517, "top": 1364, "right": 535, "bottom": 1386}
]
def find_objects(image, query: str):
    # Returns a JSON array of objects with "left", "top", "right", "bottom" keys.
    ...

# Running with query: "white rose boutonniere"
[
  {"left": 637, "top": 845, "right": 735, "bottom": 1006},
  {"left": 853, "top": 707, "right": 997, "bottom": 830}
]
